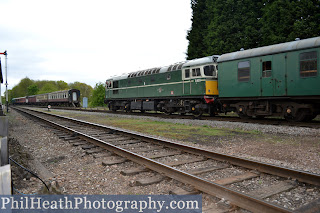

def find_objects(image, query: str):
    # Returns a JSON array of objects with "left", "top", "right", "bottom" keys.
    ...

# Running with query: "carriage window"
[
  {"left": 192, "top": 68, "right": 201, "bottom": 77},
  {"left": 204, "top": 65, "right": 216, "bottom": 77},
  {"left": 300, "top": 51, "right": 317, "bottom": 77},
  {"left": 262, "top": 61, "right": 272, "bottom": 77},
  {"left": 185, "top": 69, "right": 190, "bottom": 78},
  {"left": 238, "top": 61, "right": 250, "bottom": 82}
]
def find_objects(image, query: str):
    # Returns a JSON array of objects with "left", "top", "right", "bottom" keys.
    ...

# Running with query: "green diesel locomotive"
[{"left": 105, "top": 55, "right": 220, "bottom": 116}]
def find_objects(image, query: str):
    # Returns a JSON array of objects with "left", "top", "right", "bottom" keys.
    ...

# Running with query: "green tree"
[
  {"left": 186, "top": 0, "right": 210, "bottom": 59},
  {"left": 27, "top": 84, "right": 39, "bottom": 95},
  {"left": 291, "top": 0, "right": 320, "bottom": 40},
  {"left": 89, "top": 83, "right": 106, "bottom": 107},
  {"left": 260, "top": 0, "right": 296, "bottom": 46},
  {"left": 56, "top": 80, "right": 69, "bottom": 90},
  {"left": 37, "top": 83, "right": 58, "bottom": 94},
  {"left": 11, "top": 77, "right": 34, "bottom": 98},
  {"left": 186, "top": 0, "right": 320, "bottom": 58},
  {"left": 205, "top": 0, "right": 263, "bottom": 55}
]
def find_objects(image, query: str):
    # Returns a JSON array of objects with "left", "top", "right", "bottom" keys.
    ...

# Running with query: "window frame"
[
  {"left": 237, "top": 60, "right": 251, "bottom": 82},
  {"left": 262, "top": 61, "right": 272, "bottom": 78},
  {"left": 192, "top": 68, "right": 201, "bottom": 77},
  {"left": 203, "top": 65, "right": 217, "bottom": 77},
  {"left": 184, "top": 69, "right": 190, "bottom": 79},
  {"left": 299, "top": 51, "right": 317, "bottom": 78}
]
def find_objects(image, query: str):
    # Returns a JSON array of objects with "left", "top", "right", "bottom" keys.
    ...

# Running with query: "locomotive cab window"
[
  {"left": 106, "top": 81, "right": 113, "bottom": 88},
  {"left": 204, "top": 65, "right": 216, "bottom": 77},
  {"left": 184, "top": 69, "right": 190, "bottom": 79},
  {"left": 262, "top": 61, "right": 272, "bottom": 77},
  {"left": 238, "top": 61, "right": 250, "bottom": 82},
  {"left": 192, "top": 68, "right": 201, "bottom": 77},
  {"left": 300, "top": 51, "right": 317, "bottom": 77}
]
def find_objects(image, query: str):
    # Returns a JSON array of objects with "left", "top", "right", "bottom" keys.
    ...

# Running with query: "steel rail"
[
  {"left": 15, "top": 107, "right": 292, "bottom": 213},
  {"left": 22, "top": 107, "right": 320, "bottom": 187}
]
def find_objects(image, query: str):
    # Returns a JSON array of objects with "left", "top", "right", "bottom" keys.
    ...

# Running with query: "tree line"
[
  {"left": 187, "top": 0, "right": 320, "bottom": 59},
  {"left": 3, "top": 77, "right": 106, "bottom": 107}
]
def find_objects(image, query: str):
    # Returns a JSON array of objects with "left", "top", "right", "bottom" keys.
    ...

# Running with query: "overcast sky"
[{"left": 0, "top": 0, "right": 192, "bottom": 96}]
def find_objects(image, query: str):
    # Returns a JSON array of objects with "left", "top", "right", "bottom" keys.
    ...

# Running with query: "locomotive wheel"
[
  {"left": 124, "top": 104, "right": 130, "bottom": 113},
  {"left": 284, "top": 110, "right": 307, "bottom": 122},
  {"left": 164, "top": 110, "right": 172, "bottom": 115},
  {"left": 238, "top": 113, "right": 250, "bottom": 119},
  {"left": 193, "top": 110, "right": 203, "bottom": 118},
  {"left": 111, "top": 105, "right": 118, "bottom": 112}
]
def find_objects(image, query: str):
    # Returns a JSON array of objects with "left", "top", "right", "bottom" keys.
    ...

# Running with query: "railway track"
[
  {"left": 28, "top": 105, "right": 320, "bottom": 129},
  {"left": 13, "top": 106, "right": 320, "bottom": 213}
]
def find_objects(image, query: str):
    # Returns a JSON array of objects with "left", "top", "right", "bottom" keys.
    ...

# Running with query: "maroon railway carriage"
[{"left": 11, "top": 89, "right": 80, "bottom": 107}]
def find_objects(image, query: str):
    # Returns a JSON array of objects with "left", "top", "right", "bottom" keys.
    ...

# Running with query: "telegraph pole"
[
  {"left": 0, "top": 50, "right": 8, "bottom": 112},
  {"left": 0, "top": 57, "right": 2, "bottom": 106},
  {"left": 4, "top": 51, "right": 8, "bottom": 112}
]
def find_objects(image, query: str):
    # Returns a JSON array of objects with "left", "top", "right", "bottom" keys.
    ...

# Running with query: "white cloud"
[{"left": 0, "top": 0, "right": 191, "bottom": 96}]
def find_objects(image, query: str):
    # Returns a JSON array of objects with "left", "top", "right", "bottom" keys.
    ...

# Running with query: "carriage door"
[
  {"left": 183, "top": 68, "right": 191, "bottom": 95},
  {"left": 261, "top": 56, "right": 274, "bottom": 96},
  {"left": 72, "top": 92, "right": 77, "bottom": 101}
]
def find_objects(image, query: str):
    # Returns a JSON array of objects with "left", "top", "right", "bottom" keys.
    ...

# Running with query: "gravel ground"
[
  {"left": 51, "top": 109, "right": 320, "bottom": 174},
  {"left": 8, "top": 109, "right": 320, "bottom": 212}
]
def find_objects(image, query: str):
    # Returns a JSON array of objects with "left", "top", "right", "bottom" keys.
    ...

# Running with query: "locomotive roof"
[
  {"left": 218, "top": 36, "right": 320, "bottom": 62},
  {"left": 107, "top": 55, "right": 220, "bottom": 81},
  {"left": 182, "top": 55, "right": 219, "bottom": 68},
  {"left": 12, "top": 96, "right": 26, "bottom": 100}
]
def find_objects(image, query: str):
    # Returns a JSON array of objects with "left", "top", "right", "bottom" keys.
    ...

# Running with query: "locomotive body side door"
[
  {"left": 182, "top": 68, "right": 191, "bottom": 95},
  {"left": 273, "top": 53, "right": 287, "bottom": 96},
  {"left": 105, "top": 80, "right": 113, "bottom": 99},
  {"left": 260, "top": 56, "right": 274, "bottom": 96}
]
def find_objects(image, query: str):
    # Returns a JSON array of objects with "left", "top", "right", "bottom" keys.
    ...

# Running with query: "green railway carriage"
[
  {"left": 218, "top": 37, "right": 320, "bottom": 121},
  {"left": 105, "top": 55, "right": 220, "bottom": 116}
]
